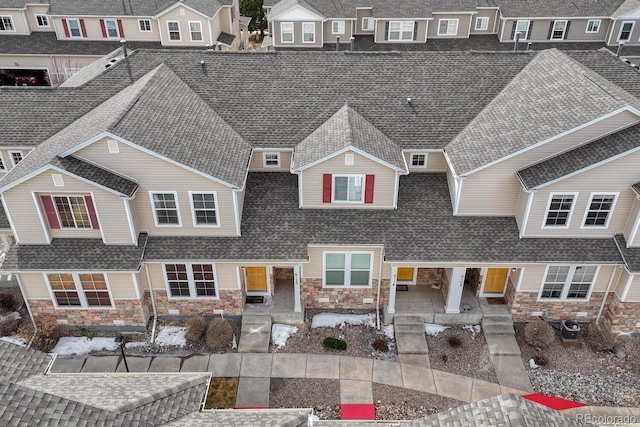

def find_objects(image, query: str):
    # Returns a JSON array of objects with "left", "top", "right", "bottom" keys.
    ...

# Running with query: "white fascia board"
[
  {"left": 269, "top": 4, "right": 325, "bottom": 21},
  {"left": 292, "top": 145, "right": 406, "bottom": 173},
  {"left": 153, "top": 2, "right": 212, "bottom": 19}
]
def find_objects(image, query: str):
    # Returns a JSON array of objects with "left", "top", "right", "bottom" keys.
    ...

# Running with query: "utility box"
[{"left": 561, "top": 320, "right": 581, "bottom": 342}]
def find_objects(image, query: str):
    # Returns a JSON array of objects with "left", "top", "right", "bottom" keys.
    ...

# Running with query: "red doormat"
[
  {"left": 341, "top": 404, "right": 375, "bottom": 420},
  {"left": 522, "top": 394, "right": 587, "bottom": 410}
]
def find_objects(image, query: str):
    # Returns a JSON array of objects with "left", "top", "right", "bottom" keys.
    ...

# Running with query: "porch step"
[
  {"left": 238, "top": 314, "right": 272, "bottom": 353},
  {"left": 485, "top": 333, "right": 521, "bottom": 356},
  {"left": 482, "top": 322, "right": 515, "bottom": 336},
  {"left": 394, "top": 316, "right": 429, "bottom": 355}
]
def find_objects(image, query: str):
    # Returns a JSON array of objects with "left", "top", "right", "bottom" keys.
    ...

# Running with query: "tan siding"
[
  {"left": 445, "top": 169, "right": 457, "bottom": 210},
  {"left": 214, "top": 263, "right": 241, "bottom": 290},
  {"left": 272, "top": 20, "right": 323, "bottom": 47},
  {"left": 249, "top": 151, "right": 292, "bottom": 171},
  {"left": 0, "top": 55, "right": 98, "bottom": 75},
  {"left": 323, "top": 19, "right": 353, "bottom": 43},
  {"left": 301, "top": 151, "right": 397, "bottom": 209},
  {"left": 624, "top": 199, "right": 640, "bottom": 246},
  {"left": 609, "top": 19, "right": 640, "bottom": 46},
  {"left": 0, "top": 10, "right": 29, "bottom": 34},
  {"left": 613, "top": 268, "right": 630, "bottom": 296},
  {"left": 355, "top": 9, "right": 373, "bottom": 34},
  {"left": 107, "top": 272, "right": 138, "bottom": 299},
  {"left": 52, "top": 17, "right": 160, "bottom": 41},
  {"left": 74, "top": 138, "right": 239, "bottom": 236},
  {"left": 514, "top": 190, "right": 528, "bottom": 230},
  {"left": 304, "top": 246, "right": 384, "bottom": 278},
  {"left": 593, "top": 265, "right": 615, "bottom": 292},
  {"left": 403, "top": 151, "right": 446, "bottom": 172},
  {"left": 235, "top": 187, "right": 245, "bottom": 226},
  {"left": 25, "top": 5, "right": 52, "bottom": 33},
  {"left": 457, "top": 111, "right": 640, "bottom": 216},
  {"left": 427, "top": 14, "right": 472, "bottom": 38},
  {"left": 518, "top": 264, "right": 547, "bottom": 292},
  {"left": 157, "top": 7, "right": 212, "bottom": 46},
  {"left": 502, "top": 18, "right": 608, "bottom": 43},
  {"left": 375, "top": 20, "right": 427, "bottom": 43},
  {"left": 19, "top": 273, "right": 50, "bottom": 299},
  {"left": 147, "top": 263, "right": 167, "bottom": 291},
  {"left": 469, "top": 9, "right": 498, "bottom": 35},
  {"left": 625, "top": 274, "right": 640, "bottom": 301},
  {"left": 0, "top": 148, "right": 33, "bottom": 173}
]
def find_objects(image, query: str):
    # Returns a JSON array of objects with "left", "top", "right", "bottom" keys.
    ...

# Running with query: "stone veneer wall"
[
  {"left": 274, "top": 268, "right": 294, "bottom": 280},
  {"left": 30, "top": 298, "right": 149, "bottom": 327},
  {"left": 302, "top": 278, "right": 390, "bottom": 310},
  {"left": 465, "top": 268, "right": 482, "bottom": 297},
  {"left": 604, "top": 293, "right": 640, "bottom": 334},
  {"left": 150, "top": 289, "right": 245, "bottom": 317}
]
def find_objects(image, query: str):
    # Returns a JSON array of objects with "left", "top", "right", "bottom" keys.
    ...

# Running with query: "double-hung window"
[
  {"left": 263, "top": 152, "right": 280, "bottom": 167},
  {"left": 151, "top": 192, "right": 181, "bottom": 226},
  {"left": 0, "top": 16, "right": 14, "bottom": 31},
  {"left": 189, "top": 21, "right": 203, "bottom": 41},
  {"left": 438, "top": 19, "right": 458, "bottom": 36},
  {"left": 281, "top": 22, "right": 293, "bottom": 42},
  {"left": 475, "top": 17, "right": 489, "bottom": 31},
  {"left": 544, "top": 193, "right": 576, "bottom": 227},
  {"left": 550, "top": 20, "right": 567, "bottom": 39},
  {"left": 164, "top": 263, "right": 217, "bottom": 298},
  {"left": 514, "top": 20, "right": 530, "bottom": 39},
  {"left": 36, "top": 15, "right": 49, "bottom": 27},
  {"left": 324, "top": 252, "right": 373, "bottom": 287},
  {"left": 389, "top": 21, "right": 414, "bottom": 40},
  {"left": 167, "top": 21, "right": 181, "bottom": 41},
  {"left": 582, "top": 193, "right": 617, "bottom": 228},
  {"left": 67, "top": 18, "right": 82, "bottom": 37},
  {"left": 333, "top": 175, "right": 364, "bottom": 202},
  {"left": 362, "top": 17, "right": 373, "bottom": 31},
  {"left": 47, "top": 273, "right": 112, "bottom": 308},
  {"left": 332, "top": 20, "right": 345, "bottom": 34},
  {"left": 540, "top": 265, "right": 598, "bottom": 300},
  {"left": 586, "top": 19, "right": 600, "bottom": 33},
  {"left": 619, "top": 21, "right": 634, "bottom": 42},
  {"left": 9, "top": 151, "right": 22, "bottom": 166},
  {"left": 105, "top": 19, "right": 120, "bottom": 38},
  {"left": 139, "top": 19, "right": 152, "bottom": 32},
  {"left": 302, "top": 22, "right": 315, "bottom": 42},
  {"left": 190, "top": 192, "right": 218, "bottom": 226}
]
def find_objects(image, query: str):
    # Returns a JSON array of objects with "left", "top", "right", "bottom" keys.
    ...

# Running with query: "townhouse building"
[{"left": 1, "top": 48, "right": 639, "bottom": 335}]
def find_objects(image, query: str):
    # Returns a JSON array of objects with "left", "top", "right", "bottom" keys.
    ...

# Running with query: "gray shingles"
[
  {"left": 613, "top": 0, "right": 640, "bottom": 18},
  {"left": 0, "top": 200, "right": 9, "bottom": 229},
  {"left": 492, "top": 0, "right": 625, "bottom": 18},
  {"left": 48, "top": 0, "right": 175, "bottom": 17},
  {"left": 167, "top": 410, "right": 312, "bottom": 426},
  {"left": 51, "top": 156, "right": 139, "bottom": 197},
  {"left": 182, "top": 0, "right": 233, "bottom": 17},
  {"left": 217, "top": 31, "right": 236, "bottom": 45},
  {"left": 0, "top": 341, "right": 53, "bottom": 384},
  {"left": 614, "top": 234, "right": 640, "bottom": 273}
]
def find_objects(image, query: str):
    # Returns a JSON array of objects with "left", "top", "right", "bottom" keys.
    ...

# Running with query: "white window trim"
[
  {"left": 302, "top": 22, "right": 315, "bottom": 43},
  {"left": 67, "top": 18, "right": 83, "bottom": 38},
  {"left": 618, "top": 21, "right": 634, "bottom": 42},
  {"left": 332, "top": 174, "right": 365, "bottom": 203},
  {"left": 362, "top": 17, "right": 373, "bottom": 31},
  {"left": 580, "top": 192, "right": 618, "bottom": 229},
  {"left": 45, "top": 272, "right": 114, "bottom": 309},
  {"left": 542, "top": 192, "right": 578, "bottom": 229},
  {"left": 281, "top": 22, "right": 293, "bottom": 43},
  {"left": 138, "top": 19, "right": 152, "bottom": 32},
  {"left": 104, "top": 18, "right": 121, "bottom": 38},
  {"left": 537, "top": 265, "right": 599, "bottom": 302},
  {"left": 586, "top": 19, "right": 600, "bottom": 33},
  {"left": 35, "top": 14, "right": 49, "bottom": 27},
  {"left": 52, "top": 195, "right": 91, "bottom": 229},
  {"left": 189, "top": 20, "right": 203, "bottom": 42},
  {"left": 550, "top": 20, "right": 568, "bottom": 40},
  {"left": 0, "top": 152, "right": 6, "bottom": 172},
  {"left": 389, "top": 20, "right": 415, "bottom": 41},
  {"left": 438, "top": 19, "right": 458, "bottom": 36},
  {"left": 163, "top": 263, "right": 219, "bottom": 299},
  {"left": 515, "top": 20, "right": 530, "bottom": 39},
  {"left": 0, "top": 15, "right": 15, "bottom": 32},
  {"left": 409, "top": 152, "right": 428, "bottom": 169},
  {"left": 332, "top": 20, "right": 345, "bottom": 34},
  {"left": 189, "top": 191, "right": 220, "bottom": 228},
  {"left": 9, "top": 151, "right": 23, "bottom": 166},
  {"left": 149, "top": 191, "right": 182, "bottom": 227},
  {"left": 167, "top": 20, "right": 181, "bottom": 41},
  {"left": 322, "top": 251, "right": 374, "bottom": 288},
  {"left": 262, "top": 152, "right": 281, "bottom": 168},
  {"left": 475, "top": 16, "right": 489, "bottom": 31}
]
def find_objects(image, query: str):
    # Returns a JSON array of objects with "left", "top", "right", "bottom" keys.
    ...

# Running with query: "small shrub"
[
  {"left": 584, "top": 323, "right": 615, "bottom": 352},
  {"left": 206, "top": 318, "right": 233, "bottom": 352},
  {"left": 372, "top": 338, "right": 388, "bottom": 352},
  {"left": 32, "top": 315, "right": 61, "bottom": 352},
  {"left": 524, "top": 319, "right": 555, "bottom": 348},
  {"left": 447, "top": 336, "right": 462, "bottom": 348},
  {"left": 533, "top": 355, "right": 549, "bottom": 366},
  {"left": 323, "top": 337, "right": 347, "bottom": 350},
  {"left": 440, "top": 354, "right": 448, "bottom": 363},
  {"left": 0, "top": 293, "right": 17, "bottom": 313},
  {"left": 0, "top": 317, "right": 19, "bottom": 336},
  {"left": 185, "top": 316, "right": 207, "bottom": 344}
]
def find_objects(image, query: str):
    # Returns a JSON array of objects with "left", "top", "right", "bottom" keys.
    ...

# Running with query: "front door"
[
  {"left": 484, "top": 268, "right": 509, "bottom": 294},
  {"left": 397, "top": 267, "right": 415, "bottom": 282},
  {"left": 245, "top": 266, "right": 268, "bottom": 294}
]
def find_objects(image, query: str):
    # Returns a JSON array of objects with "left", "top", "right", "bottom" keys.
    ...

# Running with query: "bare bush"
[
  {"left": 185, "top": 316, "right": 207, "bottom": 344},
  {"left": 32, "top": 315, "right": 61, "bottom": 352},
  {"left": 524, "top": 319, "right": 555, "bottom": 348},
  {"left": 206, "top": 318, "right": 233, "bottom": 352},
  {"left": 584, "top": 323, "right": 615, "bottom": 352}
]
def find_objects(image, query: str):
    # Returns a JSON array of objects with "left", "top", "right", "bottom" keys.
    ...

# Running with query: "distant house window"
[
  {"left": 164, "top": 263, "right": 217, "bottom": 298},
  {"left": 619, "top": 21, "right": 634, "bottom": 42},
  {"left": 514, "top": 20, "right": 530, "bottom": 39},
  {"left": 332, "top": 20, "right": 345, "bottom": 34},
  {"left": 475, "top": 17, "right": 489, "bottom": 31},
  {"left": 389, "top": 21, "right": 414, "bottom": 40},
  {"left": 190, "top": 192, "right": 218, "bottom": 226},
  {"left": 104, "top": 19, "right": 120, "bottom": 38},
  {"left": 410, "top": 153, "right": 427, "bottom": 168},
  {"left": 150, "top": 192, "right": 181, "bottom": 226},
  {"left": 334, "top": 175, "right": 364, "bottom": 202},
  {"left": 302, "top": 22, "right": 315, "bottom": 43},
  {"left": 67, "top": 18, "right": 82, "bottom": 38},
  {"left": 47, "top": 273, "right": 113, "bottom": 308},
  {"left": 0, "top": 16, "right": 14, "bottom": 32},
  {"left": 263, "top": 152, "right": 280, "bottom": 167},
  {"left": 540, "top": 265, "right": 597, "bottom": 300},
  {"left": 324, "top": 252, "right": 373, "bottom": 287},
  {"left": 36, "top": 15, "right": 49, "bottom": 27},
  {"left": 281, "top": 22, "right": 293, "bottom": 43},
  {"left": 189, "top": 21, "right": 203, "bottom": 41},
  {"left": 438, "top": 19, "right": 458, "bottom": 36},
  {"left": 544, "top": 193, "right": 576, "bottom": 227},
  {"left": 362, "top": 17, "right": 373, "bottom": 31},
  {"left": 550, "top": 20, "right": 568, "bottom": 39},
  {"left": 9, "top": 151, "right": 22, "bottom": 166},
  {"left": 54, "top": 196, "right": 91, "bottom": 228},
  {"left": 167, "top": 21, "right": 181, "bottom": 41},
  {"left": 139, "top": 19, "right": 152, "bottom": 32},
  {"left": 0, "top": 156, "right": 5, "bottom": 171},
  {"left": 582, "top": 194, "right": 617, "bottom": 228},
  {"left": 586, "top": 19, "right": 600, "bottom": 33}
]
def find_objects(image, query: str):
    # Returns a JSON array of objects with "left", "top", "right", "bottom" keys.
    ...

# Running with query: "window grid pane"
[
  {"left": 48, "top": 274, "right": 81, "bottom": 306},
  {"left": 192, "top": 193, "right": 217, "bottom": 225},
  {"left": 154, "top": 193, "right": 179, "bottom": 224},
  {"left": 166, "top": 264, "right": 190, "bottom": 296},
  {"left": 545, "top": 195, "right": 574, "bottom": 226},
  {"left": 584, "top": 195, "right": 614, "bottom": 226},
  {"left": 54, "top": 196, "right": 90, "bottom": 228},
  {"left": 192, "top": 264, "right": 216, "bottom": 297}
]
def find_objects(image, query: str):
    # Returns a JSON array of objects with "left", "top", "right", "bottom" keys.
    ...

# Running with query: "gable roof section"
[
  {"left": 494, "top": 0, "right": 625, "bottom": 18},
  {"left": 48, "top": 0, "right": 175, "bottom": 16},
  {"left": 371, "top": 0, "right": 477, "bottom": 18},
  {"left": 51, "top": 156, "right": 139, "bottom": 197},
  {"left": 293, "top": 104, "right": 406, "bottom": 172},
  {"left": 0, "top": 341, "right": 53, "bottom": 384},
  {"left": 182, "top": 0, "right": 232, "bottom": 17},
  {"left": 446, "top": 49, "right": 640, "bottom": 176},
  {"left": 269, "top": 0, "right": 326, "bottom": 20},
  {"left": 613, "top": 0, "right": 640, "bottom": 18},
  {"left": 517, "top": 123, "right": 640, "bottom": 190}
]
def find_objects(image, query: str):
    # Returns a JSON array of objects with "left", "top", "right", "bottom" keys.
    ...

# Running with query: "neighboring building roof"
[
  {"left": 492, "top": 0, "right": 625, "bottom": 18},
  {"left": 269, "top": 0, "right": 327, "bottom": 19},
  {"left": 612, "top": 0, "right": 640, "bottom": 18},
  {"left": 181, "top": 0, "right": 232, "bottom": 18},
  {"left": 446, "top": 49, "right": 640, "bottom": 176},
  {"left": 144, "top": 173, "right": 623, "bottom": 264},
  {"left": 614, "top": 234, "right": 640, "bottom": 273},
  {"left": 0, "top": 341, "right": 53, "bottom": 384},
  {"left": 61, "top": 47, "right": 132, "bottom": 88},
  {"left": 0, "top": 0, "right": 29, "bottom": 8},
  {"left": 293, "top": 104, "right": 406, "bottom": 171},
  {"left": 166, "top": 409, "right": 312, "bottom": 426},
  {"left": 517, "top": 123, "right": 640, "bottom": 190},
  {"left": 48, "top": 0, "right": 175, "bottom": 16},
  {"left": 632, "top": 181, "right": 640, "bottom": 196},
  {"left": 51, "top": 156, "right": 139, "bottom": 197},
  {"left": 0, "top": 232, "right": 147, "bottom": 271}
]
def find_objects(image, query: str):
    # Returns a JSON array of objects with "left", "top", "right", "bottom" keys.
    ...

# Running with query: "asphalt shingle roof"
[
  {"left": 517, "top": 123, "right": 640, "bottom": 190},
  {"left": 632, "top": 181, "right": 640, "bottom": 196},
  {"left": 217, "top": 31, "right": 236, "bottom": 45},
  {"left": 48, "top": 0, "right": 175, "bottom": 16},
  {"left": 167, "top": 409, "right": 312, "bottom": 426},
  {"left": 611, "top": 0, "right": 640, "bottom": 18},
  {"left": 51, "top": 156, "right": 139, "bottom": 197},
  {"left": 0, "top": 201, "right": 10, "bottom": 229},
  {"left": 0, "top": 341, "right": 53, "bottom": 384},
  {"left": 614, "top": 234, "right": 640, "bottom": 272},
  {"left": 181, "top": 0, "right": 232, "bottom": 17},
  {"left": 492, "top": 0, "right": 625, "bottom": 18}
]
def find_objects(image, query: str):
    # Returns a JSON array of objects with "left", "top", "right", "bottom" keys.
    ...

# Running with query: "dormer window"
[
  {"left": 40, "top": 195, "right": 100, "bottom": 230},
  {"left": 334, "top": 175, "right": 364, "bottom": 202},
  {"left": 263, "top": 152, "right": 280, "bottom": 167},
  {"left": 543, "top": 193, "right": 576, "bottom": 228}
]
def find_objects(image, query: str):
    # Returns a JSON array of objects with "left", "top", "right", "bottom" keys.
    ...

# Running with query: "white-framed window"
[
  {"left": 150, "top": 191, "right": 181, "bottom": 226},
  {"left": 263, "top": 152, "right": 280, "bottom": 167},
  {"left": 167, "top": 21, "right": 181, "bottom": 41},
  {"left": 302, "top": 22, "right": 315, "bottom": 42},
  {"left": 164, "top": 263, "right": 218, "bottom": 298},
  {"left": 543, "top": 193, "right": 577, "bottom": 228},
  {"left": 475, "top": 16, "right": 489, "bottom": 31},
  {"left": 438, "top": 19, "right": 458, "bottom": 36},
  {"left": 46, "top": 273, "right": 113, "bottom": 308},
  {"left": 189, "top": 21, "right": 203, "bottom": 41},
  {"left": 389, "top": 21, "right": 414, "bottom": 40},
  {"left": 410, "top": 153, "right": 427, "bottom": 168},
  {"left": 104, "top": 19, "right": 120, "bottom": 38},
  {"left": 0, "top": 154, "right": 5, "bottom": 172},
  {"left": 36, "top": 15, "right": 49, "bottom": 27},
  {"left": 281, "top": 22, "right": 293, "bottom": 43},
  {"left": 332, "top": 20, "right": 345, "bottom": 34},
  {"left": 550, "top": 20, "right": 567, "bottom": 39},
  {"left": 586, "top": 19, "right": 600, "bottom": 33},
  {"left": 514, "top": 20, "right": 530, "bottom": 39},
  {"left": 539, "top": 265, "right": 598, "bottom": 301},
  {"left": 54, "top": 196, "right": 92, "bottom": 228},
  {"left": 8, "top": 151, "right": 21, "bottom": 166},
  {"left": 0, "top": 16, "right": 14, "bottom": 32},
  {"left": 362, "top": 17, "right": 373, "bottom": 31},
  {"left": 618, "top": 21, "right": 634, "bottom": 42},
  {"left": 139, "top": 19, "right": 152, "bottom": 32},
  {"left": 324, "top": 252, "right": 373, "bottom": 287},
  {"left": 581, "top": 193, "right": 617, "bottom": 228},
  {"left": 189, "top": 191, "right": 219, "bottom": 227},
  {"left": 67, "top": 18, "right": 82, "bottom": 37},
  {"left": 333, "top": 175, "right": 364, "bottom": 202}
]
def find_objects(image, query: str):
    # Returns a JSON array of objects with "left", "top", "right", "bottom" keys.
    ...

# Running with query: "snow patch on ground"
[
  {"left": 424, "top": 323, "right": 449, "bottom": 336},
  {"left": 272, "top": 324, "right": 298, "bottom": 348},
  {"left": 311, "top": 312, "right": 376, "bottom": 329},
  {"left": 52, "top": 337, "right": 119, "bottom": 356},
  {"left": 0, "top": 336, "right": 27, "bottom": 347},
  {"left": 155, "top": 326, "right": 187, "bottom": 347},
  {"left": 463, "top": 324, "right": 481, "bottom": 338},
  {"left": 0, "top": 311, "right": 21, "bottom": 322},
  {"left": 383, "top": 324, "right": 395, "bottom": 339}
]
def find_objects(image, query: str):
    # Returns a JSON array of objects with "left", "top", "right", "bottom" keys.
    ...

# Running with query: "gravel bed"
[
  {"left": 270, "top": 378, "right": 340, "bottom": 420},
  {"left": 373, "top": 384, "right": 463, "bottom": 420}
]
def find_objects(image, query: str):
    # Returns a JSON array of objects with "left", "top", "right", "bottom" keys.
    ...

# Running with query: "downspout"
[
  {"left": 376, "top": 247, "right": 383, "bottom": 330},
  {"left": 144, "top": 263, "right": 158, "bottom": 344},
  {"left": 16, "top": 274, "right": 37, "bottom": 348},
  {"left": 596, "top": 265, "right": 619, "bottom": 326}
]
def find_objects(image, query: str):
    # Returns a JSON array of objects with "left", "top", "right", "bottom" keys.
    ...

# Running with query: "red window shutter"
[
  {"left": 99, "top": 19, "right": 107, "bottom": 38},
  {"left": 364, "top": 174, "right": 375, "bottom": 204},
  {"left": 79, "top": 19, "right": 87, "bottom": 37},
  {"left": 41, "top": 196, "right": 60, "bottom": 229},
  {"left": 84, "top": 196, "right": 100, "bottom": 229},
  {"left": 62, "top": 19, "right": 70, "bottom": 38},
  {"left": 322, "top": 174, "right": 332, "bottom": 203},
  {"left": 117, "top": 19, "right": 125, "bottom": 37}
]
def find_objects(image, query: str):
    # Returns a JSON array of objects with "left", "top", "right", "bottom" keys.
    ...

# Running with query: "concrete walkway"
[{"left": 237, "top": 314, "right": 272, "bottom": 353}]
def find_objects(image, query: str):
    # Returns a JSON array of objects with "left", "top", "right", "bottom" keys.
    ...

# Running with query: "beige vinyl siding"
[
  {"left": 105, "top": 272, "right": 138, "bottom": 299},
  {"left": 518, "top": 264, "right": 614, "bottom": 294},
  {"left": 427, "top": 14, "right": 472, "bottom": 38},
  {"left": 375, "top": 19, "right": 427, "bottom": 43},
  {"left": 323, "top": 19, "right": 353, "bottom": 43},
  {"left": 19, "top": 271, "right": 138, "bottom": 301},
  {"left": 273, "top": 20, "right": 323, "bottom": 47},
  {"left": 304, "top": 246, "right": 384, "bottom": 279},
  {"left": 403, "top": 151, "right": 447, "bottom": 172},
  {"left": 235, "top": 187, "right": 245, "bottom": 228},
  {"left": 514, "top": 189, "right": 528, "bottom": 230},
  {"left": 301, "top": 150, "right": 397, "bottom": 209},
  {"left": 0, "top": 9, "right": 29, "bottom": 34},
  {"left": 470, "top": 9, "right": 498, "bottom": 35},
  {"left": 445, "top": 168, "right": 457, "bottom": 210},
  {"left": 502, "top": 18, "right": 609, "bottom": 42},
  {"left": 52, "top": 17, "right": 160, "bottom": 41},
  {"left": 457, "top": 110, "right": 640, "bottom": 216},
  {"left": 613, "top": 267, "right": 629, "bottom": 296},
  {"left": 624, "top": 273, "right": 640, "bottom": 301},
  {"left": 609, "top": 19, "right": 640, "bottom": 46},
  {"left": 623, "top": 199, "right": 640, "bottom": 246},
  {"left": 523, "top": 151, "right": 640, "bottom": 238},
  {"left": 355, "top": 8, "right": 373, "bottom": 34},
  {"left": 157, "top": 7, "right": 211, "bottom": 46},
  {"left": 249, "top": 150, "right": 292, "bottom": 171},
  {"left": 25, "top": 5, "right": 52, "bottom": 32},
  {"left": 73, "top": 138, "right": 239, "bottom": 236},
  {"left": 0, "top": 148, "right": 33, "bottom": 173},
  {"left": 19, "top": 273, "right": 50, "bottom": 299}
]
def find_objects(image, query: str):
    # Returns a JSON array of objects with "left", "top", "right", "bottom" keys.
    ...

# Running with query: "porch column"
[
  {"left": 387, "top": 266, "right": 397, "bottom": 314},
  {"left": 293, "top": 265, "right": 302, "bottom": 313},
  {"left": 445, "top": 267, "right": 466, "bottom": 314}
]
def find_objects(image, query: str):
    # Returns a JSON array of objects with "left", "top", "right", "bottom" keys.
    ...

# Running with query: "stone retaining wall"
[
  {"left": 302, "top": 278, "right": 389, "bottom": 310},
  {"left": 30, "top": 298, "right": 149, "bottom": 327}
]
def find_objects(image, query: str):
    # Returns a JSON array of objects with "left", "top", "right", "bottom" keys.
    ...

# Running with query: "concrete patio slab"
[
  {"left": 400, "top": 364, "right": 436, "bottom": 394},
  {"left": 398, "top": 353, "right": 430, "bottom": 367},
  {"left": 395, "top": 334, "right": 429, "bottom": 354},
  {"left": 341, "top": 380, "right": 373, "bottom": 404},
  {"left": 209, "top": 353, "right": 242, "bottom": 377},
  {"left": 180, "top": 354, "right": 210, "bottom": 372},
  {"left": 148, "top": 357, "right": 181, "bottom": 372},
  {"left": 240, "top": 353, "right": 272, "bottom": 378},
  {"left": 271, "top": 353, "right": 306, "bottom": 378},
  {"left": 499, "top": 385, "right": 529, "bottom": 396},
  {"left": 81, "top": 356, "right": 118, "bottom": 373},
  {"left": 340, "top": 356, "right": 373, "bottom": 382},
  {"left": 372, "top": 360, "right": 403, "bottom": 388},
  {"left": 470, "top": 378, "right": 502, "bottom": 401},
  {"left": 432, "top": 369, "right": 473, "bottom": 402},
  {"left": 235, "top": 377, "right": 270, "bottom": 408},
  {"left": 49, "top": 357, "right": 85, "bottom": 374},
  {"left": 485, "top": 334, "right": 521, "bottom": 356},
  {"left": 560, "top": 406, "right": 592, "bottom": 416},
  {"left": 492, "top": 355, "right": 533, "bottom": 392},
  {"left": 306, "top": 354, "right": 340, "bottom": 379},
  {"left": 115, "top": 356, "right": 151, "bottom": 373}
]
